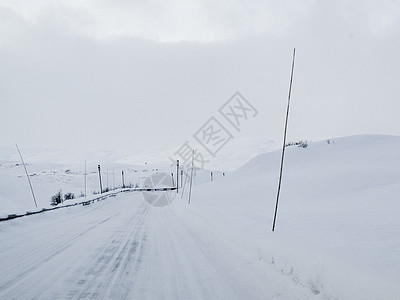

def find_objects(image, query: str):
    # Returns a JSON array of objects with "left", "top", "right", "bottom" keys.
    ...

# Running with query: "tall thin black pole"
[
  {"left": 15, "top": 144, "right": 38, "bottom": 208},
  {"left": 272, "top": 48, "right": 296, "bottom": 232}
]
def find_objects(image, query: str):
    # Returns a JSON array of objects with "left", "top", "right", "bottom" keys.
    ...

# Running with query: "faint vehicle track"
[
  {"left": 66, "top": 202, "right": 148, "bottom": 299},
  {"left": 0, "top": 194, "right": 148, "bottom": 299}
]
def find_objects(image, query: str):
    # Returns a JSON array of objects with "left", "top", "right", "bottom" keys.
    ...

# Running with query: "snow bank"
[
  {"left": 175, "top": 134, "right": 400, "bottom": 299},
  {"left": 1, "top": 134, "right": 399, "bottom": 299}
]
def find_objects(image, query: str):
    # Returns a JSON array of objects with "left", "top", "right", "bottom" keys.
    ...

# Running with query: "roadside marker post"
[
  {"left": 98, "top": 165, "right": 103, "bottom": 194},
  {"left": 176, "top": 160, "right": 179, "bottom": 193},
  {"left": 272, "top": 48, "right": 296, "bottom": 232},
  {"left": 15, "top": 144, "right": 38, "bottom": 208}
]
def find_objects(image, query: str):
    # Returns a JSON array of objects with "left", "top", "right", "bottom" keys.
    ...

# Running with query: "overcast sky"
[{"left": 1, "top": 0, "right": 399, "bottom": 154}]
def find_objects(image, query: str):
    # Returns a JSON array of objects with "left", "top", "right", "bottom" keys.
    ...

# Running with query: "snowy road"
[
  {"left": 2, "top": 136, "right": 400, "bottom": 299},
  {"left": 0, "top": 194, "right": 150, "bottom": 299},
  {"left": 0, "top": 193, "right": 315, "bottom": 299}
]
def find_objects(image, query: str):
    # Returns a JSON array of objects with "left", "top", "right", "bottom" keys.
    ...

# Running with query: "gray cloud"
[
  {"left": 1, "top": 0, "right": 317, "bottom": 41},
  {"left": 0, "top": 1, "right": 399, "bottom": 153}
]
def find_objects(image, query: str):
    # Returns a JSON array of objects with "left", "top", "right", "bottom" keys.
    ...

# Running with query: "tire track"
[
  {"left": 0, "top": 214, "right": 118, "bottom": 295},
  {"left": 0, "top": 194, "right": 146, "bottom": 299},
  {"left": 64, "top": 202, "right": 149, "bottom": 299}
]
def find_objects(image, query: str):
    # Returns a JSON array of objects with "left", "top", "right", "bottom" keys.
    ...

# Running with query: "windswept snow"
[
  {"left": 1, "top": 134, "right": 400, "bottom": 299},
  {"left": 0, "top": 138, "right": 275, "bottom": 216},
  {"left": 0, "top": 194, "right": 313, "bottom": 299},
  {"left": 180, "top": 134, "right": 400, "bottom": 299}
]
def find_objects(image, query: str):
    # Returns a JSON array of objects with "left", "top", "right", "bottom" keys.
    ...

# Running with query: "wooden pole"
[
  {"left": 15, "top": 144, "right": 38, "bottom": 208},
  {"left": 272, "top": 48, "right": 296, "bottom": 232}
]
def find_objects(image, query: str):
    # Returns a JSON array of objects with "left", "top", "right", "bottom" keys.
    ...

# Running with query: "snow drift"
[
  {"left": 1, "top": 134, "right": 399, "bottom": 299},
  {"left": 176, "top": 134, "right": 400, "bottom": 299}
]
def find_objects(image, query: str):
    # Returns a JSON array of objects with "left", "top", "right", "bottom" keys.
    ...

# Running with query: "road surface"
[{"left": 0, "top": 193, "right": 313, "bottom": 299}]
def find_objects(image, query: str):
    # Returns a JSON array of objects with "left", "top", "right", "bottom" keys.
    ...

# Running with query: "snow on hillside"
[
  {"left": 0, "top": 151, "right": 123, "bottom": 215},
  {"left": 1, "top": 134, "right": 399, "bottom": 299},
  {"left": 176, "top": 134, "right": 400, "bottom": 299},
  {"left": 0, "top": 138, "right": 276, "bottom": 216}
]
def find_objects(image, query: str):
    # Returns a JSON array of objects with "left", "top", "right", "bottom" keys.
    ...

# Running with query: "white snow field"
[{"left": 0, "top": 134, "right": 399, "bottom": 299}]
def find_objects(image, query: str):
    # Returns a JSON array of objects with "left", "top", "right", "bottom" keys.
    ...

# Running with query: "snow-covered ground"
[
  {"left": 0, "top": 134, "right": 399, "bottom": 299},
  {"left": 180, "top": 134, "right": 400, "bottom": 299},
  {"left": 0, "top": 137, "right": 275, "bottom": 216}
]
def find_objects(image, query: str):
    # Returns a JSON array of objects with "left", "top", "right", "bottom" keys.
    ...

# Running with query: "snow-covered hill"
[
  {"left": 0, "top": 137, "right": 276, "bottom": 215},
  {"left": 180, "top": 134, "right": 400, "bottom": 299},
  {"left": 1, "top": 134, "right": 399, "bottom": 299}
]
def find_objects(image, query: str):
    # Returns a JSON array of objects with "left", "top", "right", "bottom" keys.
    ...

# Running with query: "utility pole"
[
  {"left": 122, "top": 170, "right": 125, "bottom": 188},
  {"left": 15, "top": 144, "right": 37, "bottom": 208},
  {"left": 272, "top": 48, "right": 296, "bottom": 232},
  {"left": 98, "top": 165, "right": 103, "bottom": 194}
]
